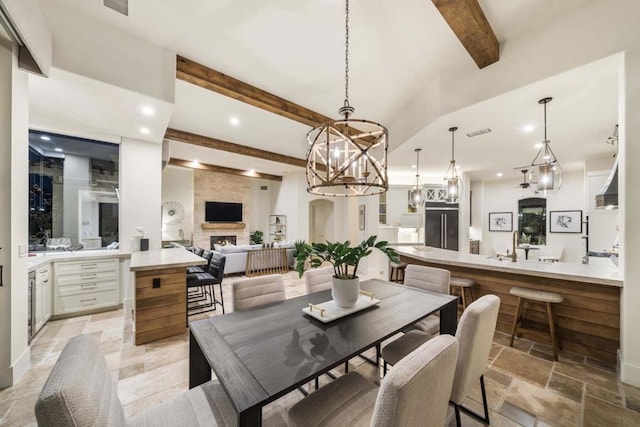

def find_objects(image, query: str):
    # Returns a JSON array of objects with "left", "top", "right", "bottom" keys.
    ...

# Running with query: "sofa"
[{"left": 213, "top": 242, "right": 295, "bottom": 275}]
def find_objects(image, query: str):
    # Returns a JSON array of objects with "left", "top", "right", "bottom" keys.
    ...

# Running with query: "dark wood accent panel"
[
  {"left": 200, "top": 222, "right": 246, "bottom": 230},
  {"left": 431, "top": 0, "right": 499, "bottom": 69},
  {"left": 168, "top": 157, "right": 284, "bottom": 181},
  {"left": 400, "top": 255, "right": 621, "bottom": 364},
  {"left": 135, "top": 269, "right": 187, "bottom": 345},
  {"left": 176, "top": 56, "right": 331, "bottom": 127}
]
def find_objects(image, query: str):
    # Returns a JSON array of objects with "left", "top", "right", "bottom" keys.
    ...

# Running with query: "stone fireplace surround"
[{"left": 210, "top": 236, "right": 237, "bottom": 248}]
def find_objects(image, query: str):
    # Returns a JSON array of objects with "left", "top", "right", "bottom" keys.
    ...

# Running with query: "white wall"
[
  {"left": 0, "top": 41, "right": 30, "bottom": 388},
  {"left": 161, "top": 166, "right": 194, "bottom": 242},
  {"left": 479, "top": 170, "right": 586, "bottom": 263}
]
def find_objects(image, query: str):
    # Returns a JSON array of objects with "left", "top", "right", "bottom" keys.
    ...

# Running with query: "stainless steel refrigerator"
[{"left": 425, "top": 205, "right": 459, "bottom": 251}]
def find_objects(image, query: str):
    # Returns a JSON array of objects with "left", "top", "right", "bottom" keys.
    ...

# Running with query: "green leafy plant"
[
  {"left": 521, "top": 233, "right": 531, "bottom": 244},
  {"left": 296, "top": 235, "right": 399, "bottom": 279},
  {"left": 292, "top": 239, "right": 307, "bottom": 258},
  {"left": 249, "top": 230, "right": 264, "bottom": 245}
]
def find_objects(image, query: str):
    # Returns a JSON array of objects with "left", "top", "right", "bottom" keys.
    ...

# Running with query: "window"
[
  {"left": 28, "top": 130, "right": 119, "bottom": 251},
  {"left": 518, "top": 197, "right": 546, "bottom": 245}
]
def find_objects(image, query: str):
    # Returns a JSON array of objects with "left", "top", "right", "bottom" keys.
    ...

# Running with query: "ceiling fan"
[{"left": 517, "top": 169, "right": 530, "bottom": 189}]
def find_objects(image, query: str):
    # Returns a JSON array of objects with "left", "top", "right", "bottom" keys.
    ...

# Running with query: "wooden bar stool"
[
  {"left": 450, "top": 277, "right": 475, "bottom": 310},
  {"left": 389, "top": 261, "right": 407, "bottom": 283},
  {"left": 509, "top": 286, "right": 564, "bottom": 360}
]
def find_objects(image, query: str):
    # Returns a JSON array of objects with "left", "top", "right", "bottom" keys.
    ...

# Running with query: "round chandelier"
[
  {"left": 528, "top": 97, "right": 562, "bottom": 195},
  {"left": 306, "top": 0, "right": 389, "bottom": 197},
  {"left": 443, "top": 126, "right": 463, "bottom": 204}
]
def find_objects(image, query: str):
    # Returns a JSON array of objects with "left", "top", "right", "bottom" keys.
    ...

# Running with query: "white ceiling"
[{"left": 28, "top": 0, "right": 620, "bottom": 183}]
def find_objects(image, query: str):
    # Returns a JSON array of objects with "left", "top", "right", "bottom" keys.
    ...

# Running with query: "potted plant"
[
  {"left": 520, "top": 233, "right": 531, "bottom": 248},
  {"left": 296, "top": 236, "right": 399, "bottom": 308},
  {"left": 250, "top": 230, "right": 264, "bottom": 245}
]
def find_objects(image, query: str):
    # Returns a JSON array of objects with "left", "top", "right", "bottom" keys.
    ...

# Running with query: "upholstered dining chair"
[
  {"left": 230, "top": 274, "right": 285, "bottom": 311},
  {"left": 380, "top": 294, "right": 501, "bottom": 427},
  {"left": 35, "top": 335, "right": 235, "bottom": 427},
  {"left": 288, "top": 334, "right": 459, "bottom": 427},
  {"left": 303, "top": 266, "right": 334, "bottom": 294},
  {"left": 403, "top": 264, "right": 450, "bottom": 336}
]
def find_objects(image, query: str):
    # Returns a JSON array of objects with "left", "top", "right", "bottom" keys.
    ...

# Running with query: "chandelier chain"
[{"left": 344, "top": 0, "right": 350, "bottom": 108}]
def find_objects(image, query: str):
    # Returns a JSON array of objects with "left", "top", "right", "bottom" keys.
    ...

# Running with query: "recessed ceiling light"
[
  {"left": 141, "top": 106, "right": 155, "bottom": 116},
  {"left": 248, "top": 169, "right": 255, "bottom": 174},
  {"left": 497, "top": 172, "right": 503, "bottom": 177},
  {"left": 192, "top": 160, "right": 199, "bottom": 164},
  {"left": 140, "top": 127, "right": 151, "bottom": 135},
  {"left": 534, "top": 142, "right": 544, "bottom": 149},
  {"left": 40, "top": 135, "right": 50, "bottom": 141},
  {"left": 522, "top": 125, "right": 535, "bottom": 133},
  {"left": 229, "top": 116, "right": 240, "bottom": 126},
  {"left": 54, "top": 148, "right": 63, "bottom": 152}
]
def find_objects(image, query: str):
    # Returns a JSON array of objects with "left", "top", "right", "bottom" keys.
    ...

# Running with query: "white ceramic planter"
[{"left": 331, "top": 276, "right": 360, "bottom": 308}]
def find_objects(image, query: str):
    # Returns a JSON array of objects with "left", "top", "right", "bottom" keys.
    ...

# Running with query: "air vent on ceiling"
[
  {"left": 103, "top": 0, "right": 128, "bottom": 16},
  {"left": 466, "top": 128, "right": 492, "bottom": 137}
]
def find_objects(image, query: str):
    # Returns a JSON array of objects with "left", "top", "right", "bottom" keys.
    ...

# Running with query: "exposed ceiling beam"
[
  {"left": 168, "top": 158, "right": 283, "bottom": 182},
  {"left": 165, "top": 128, "right": 307, "bottom": 169},
  {"left": 176, "top": 55, "right": 331, "bottom": 127},
  {"left": 431, "top": 0, "right": 499, "bottom": 69}
]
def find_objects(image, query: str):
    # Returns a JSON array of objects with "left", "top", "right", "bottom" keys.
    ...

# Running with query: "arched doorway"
[{"left": 309, "top": 199, "right": 334, "bottom": 243}]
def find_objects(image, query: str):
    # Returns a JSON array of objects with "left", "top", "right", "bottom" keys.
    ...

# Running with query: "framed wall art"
[
  {"left": 549, "top": 210, "right": 582, "bottom": 233},
  {"left": 489, "top": 212, "right": 513, "bottom": 232}
]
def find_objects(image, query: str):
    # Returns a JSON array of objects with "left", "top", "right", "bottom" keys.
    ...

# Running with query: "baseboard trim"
[
  {"left": 0, "top": 346, "right": 31, "bottom": 389},
  {"left": 621, "top": 356, "right": 640, "bottom": 387}
]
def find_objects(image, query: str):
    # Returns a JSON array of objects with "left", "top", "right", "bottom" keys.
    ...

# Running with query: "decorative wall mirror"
[{"left": 518, "top": 197, "right": 546, "bottom": 245}]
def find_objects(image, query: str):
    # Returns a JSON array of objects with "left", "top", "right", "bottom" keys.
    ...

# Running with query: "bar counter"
[{"left": 395, "top": 246, "right": 622, "bottom": 365}]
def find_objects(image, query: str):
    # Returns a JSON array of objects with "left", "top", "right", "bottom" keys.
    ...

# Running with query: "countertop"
[
  {"left": 395, "top": 246, "right": 623, "bottom": 287},
  {"left": 27, "top": 250, "right": 130, "bottom": 271},
  {"left": 130, "top": 248, "right": 206, "bottom": 272}
]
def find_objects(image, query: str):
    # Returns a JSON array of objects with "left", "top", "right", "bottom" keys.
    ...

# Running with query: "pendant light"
[
  {"left": 443, "top": 127, "right": 462, "bottom": 204},
  {"left": 305, "top": 0, "right": 389, "bottom": 197},
  {"left": 409, "top": 148, "right": 424, "bottom": 208},
  {"left": 528, "top": 97, "right": 562, "bottom": 195}
]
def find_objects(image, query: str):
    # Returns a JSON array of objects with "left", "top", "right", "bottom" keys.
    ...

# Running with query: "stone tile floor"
[{"left": 2, "top": 271, "right": 639, "bottom": 426}]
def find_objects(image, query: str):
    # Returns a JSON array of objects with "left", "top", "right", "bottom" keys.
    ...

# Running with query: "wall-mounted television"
[{"left": 205, "top": 201, "right": 243, "bottom": 223}]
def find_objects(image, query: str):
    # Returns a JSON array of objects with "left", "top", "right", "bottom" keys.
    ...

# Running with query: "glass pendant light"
[
  {"left": 409, "top": 148, "right": 424, "bottom": 208},
  {"left": 305, "top": 0, "right": 389, "bottom": 197},
  {"left": 443, "top": 127, "right": 462, "bottom": 204},
  {"left": 528, "top": 97, "right": 562, "bottom": 195}
]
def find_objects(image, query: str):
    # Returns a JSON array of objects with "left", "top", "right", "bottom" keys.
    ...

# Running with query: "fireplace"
[{"left": 211, "top": 235, "right": 237, "bottom": 248}]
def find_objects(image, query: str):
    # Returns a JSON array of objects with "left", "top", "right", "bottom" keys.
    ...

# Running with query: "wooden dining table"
[{"left": 188, "top": 278, "right": 458, "bottom": 427}]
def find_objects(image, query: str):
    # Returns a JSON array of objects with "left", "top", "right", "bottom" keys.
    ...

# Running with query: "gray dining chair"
[
  {"left": 288, "top": 334, "right": 459, "bottom": 427},
  {"left": 380, "top": 294, "right": 501, "bottom": 427},
  {"left": 35, "top": 335, "right": 236, "bottom": 427},
  {"left": 303, "top": 266, "right": 333, "bottom": 294},
  {"left": 230, "top": 274, "right": 285, "bottom": 311},
  {"left": 404, "top": 264, "right": 450, "bottom": 336}
]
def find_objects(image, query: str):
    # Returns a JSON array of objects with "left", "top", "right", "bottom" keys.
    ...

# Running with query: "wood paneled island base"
[{"left": 399, "top": 254, "right": 621, "bottom": 366}]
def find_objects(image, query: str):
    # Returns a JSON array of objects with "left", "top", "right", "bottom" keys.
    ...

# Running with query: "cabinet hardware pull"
[
  {"left": 81, "top": 298, "right": 97, "bottom": 303},
  {"left": 81, "top": 264, "right": 97, "bottom": 268},
  {"left": 81, "top": 283, "right": 97, "bottom": 288},
  {"left": 81, "top": 274, "right": 97, "bottom": 278},
  {"left": 42, "top": 279, "right": 49, "bottom": 283}
]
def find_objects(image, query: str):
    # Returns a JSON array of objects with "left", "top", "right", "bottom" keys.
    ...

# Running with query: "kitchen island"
[
  {"left": 395, "top": 246, "right": 622, "bottom": 365},
  {"left": 130, "top": 248, "right": 206, "bottom": 345}
]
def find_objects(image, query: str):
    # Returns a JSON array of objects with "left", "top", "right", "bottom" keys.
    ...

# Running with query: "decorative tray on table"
[{"left": 302, "top": 291, "right": 380, "bottom": 323}]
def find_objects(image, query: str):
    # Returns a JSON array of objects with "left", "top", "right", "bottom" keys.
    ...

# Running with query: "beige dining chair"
[
  {"left": 35, "top": 335, "right": 235, "bottom": 427},
  {"left": 404, "top": 264, "right": 450, "bottom": 336},
  {"left": 303, "top": 266, "right": 333, "bottom": 294},
  {"left": 230, "top": 274, "right": 285, "bottom": 311},
  {"left": 288, "top": 334, "right": 459, "bottom": 427},
  {"left": 380, "top": 294, "right": 501, "bottom": 427}
]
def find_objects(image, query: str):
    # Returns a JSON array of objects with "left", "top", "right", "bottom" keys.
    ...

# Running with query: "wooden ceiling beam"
[
  {"left": 165, "top": 128, "right": 307, "bottom": 169},
  {"left": 431, "top": 0, "right": 499, "bottom": 69},
  {"left": 176, "top": 55, "right": 331, "bottom": 127},
  {"left": 168, "top": 158, "right": 283, "bottom": 182}
]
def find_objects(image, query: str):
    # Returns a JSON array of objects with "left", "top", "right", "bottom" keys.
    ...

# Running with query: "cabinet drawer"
[
  {"left": 36, "top": 267, "right": 50, "bottom": 280},
  {"left": 56, "top": 270, "right": 118, "bottom": 287},
  {"left": 57, "top": 281, "right": 117, "bottom": 297},
  {"left": 54, "top": 259, "right": 118, "bottom": 276},
  {"left": 57, "top": 290, "right": 118, "bottom": 314}
]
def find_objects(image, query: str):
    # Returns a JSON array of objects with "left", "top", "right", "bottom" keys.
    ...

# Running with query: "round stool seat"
[
  {"left": 450, "top": 277, "right": 475, "bottom": 288},
  {"left": 510, "top": 286, "right": 563, "bottom": 303},
  {"left": 390, "top": 261, "right": 407, "bottom": 269}
]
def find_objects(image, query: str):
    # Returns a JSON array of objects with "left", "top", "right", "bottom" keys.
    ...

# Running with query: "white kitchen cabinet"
[
  {"left": 34, "top": 266, "right": 52, "bottom": 333},
  {"left": 53, "top": 258, "right": 119, "bottom": 316}
]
